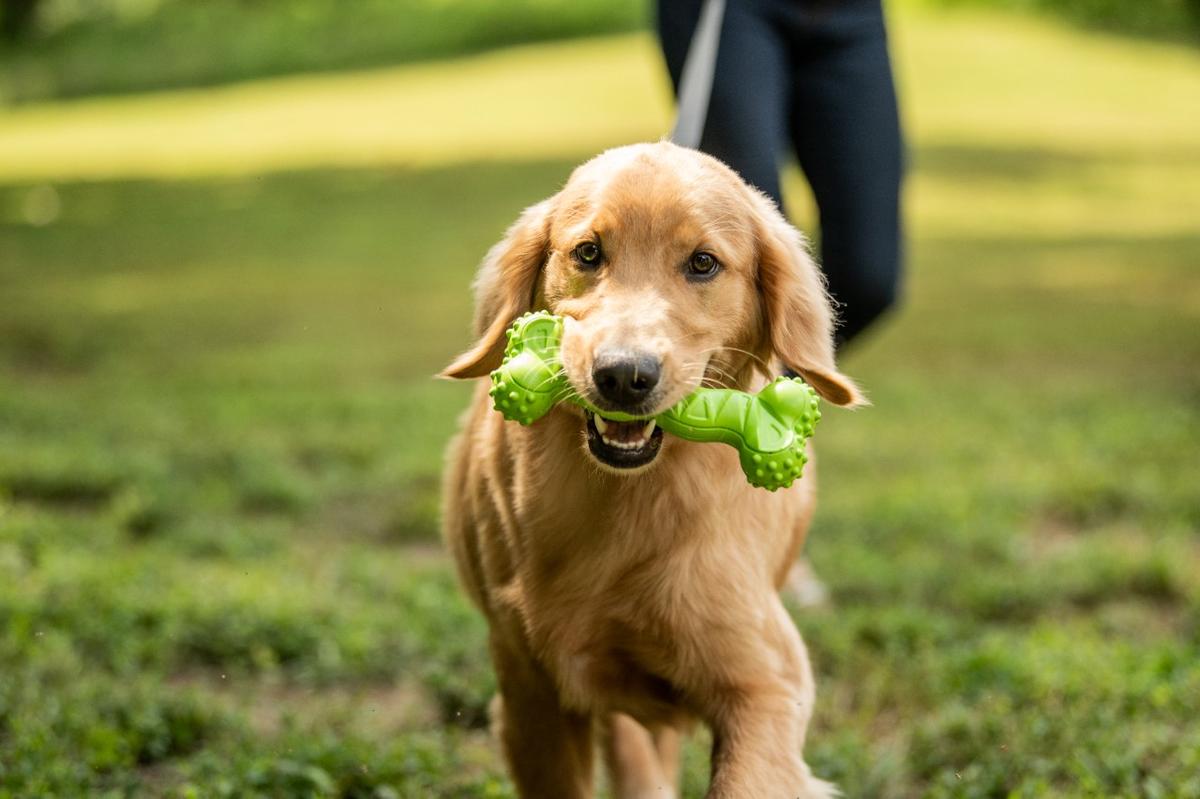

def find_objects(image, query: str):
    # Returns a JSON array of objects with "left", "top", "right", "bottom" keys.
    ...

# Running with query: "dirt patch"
[{"left": 168, "top": 673, "right": 441, "bottom": 738}]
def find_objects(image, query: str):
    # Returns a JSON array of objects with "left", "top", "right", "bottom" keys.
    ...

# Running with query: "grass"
[
  {"left": 919, "top": 0, "right": 1200, "bottom": 42},
  {"left": 0, "top": 35, "right": 672, "bottom": 182},
  {"left": 4, "top": 9, "right": 1200, "bottom": 183},
  {"left": 0, "top": 0, "right": 647, "bottom": 104},
  {"left": 2, "top": 0, "right": 1194, "bottom": 107},
  {"left": 2, "top": 5, "right": 1199, "bottom": 797}
]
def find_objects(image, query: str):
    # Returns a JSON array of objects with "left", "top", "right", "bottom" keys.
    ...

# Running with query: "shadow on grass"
[{"left": 0, "top": 0, "right": 648, "bottom": 103}]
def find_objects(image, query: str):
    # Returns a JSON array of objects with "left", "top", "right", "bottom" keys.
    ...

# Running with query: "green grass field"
[
  {"left": 0, "top": 0, "right": 646, "bottom": 103},
  {"left": 1, "top": 5, "right": 1199, "bottom": 797}
]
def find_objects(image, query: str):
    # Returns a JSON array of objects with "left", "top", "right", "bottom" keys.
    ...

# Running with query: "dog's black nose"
[{"left": 592, "top": 352, "right": 661, "bottom": 407}]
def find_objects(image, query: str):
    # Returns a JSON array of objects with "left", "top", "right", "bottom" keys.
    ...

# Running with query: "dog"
[{"left": 440, "top": 141, "right": 862, "bottom": 798}]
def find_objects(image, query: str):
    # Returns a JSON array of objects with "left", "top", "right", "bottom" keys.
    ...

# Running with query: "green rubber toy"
[{"left": 489, "top": 311, "right": 821, "bottom": 491}]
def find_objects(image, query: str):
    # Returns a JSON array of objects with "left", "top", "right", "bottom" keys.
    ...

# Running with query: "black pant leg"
[
  {"left": 786, "top": 2, "right": 905, "bottom": 346},
  {"left": 656, "top": 0, "right": 792, "bottom": 207}
]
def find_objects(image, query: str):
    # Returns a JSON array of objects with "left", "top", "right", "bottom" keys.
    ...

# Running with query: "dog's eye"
[
  {"left": 686, "top": 252, "right": 720, "bottom": 280},
  {"left": 573, "top": 241, "right": 603, "bottom": 268}
]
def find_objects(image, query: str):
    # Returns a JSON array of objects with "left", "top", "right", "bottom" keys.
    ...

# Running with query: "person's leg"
[
  {"left": 785, "top": 0, "right": 904, "bottom": 347},
  {"left": 657, "top": 0, "right": 791, "bottom": 207}
]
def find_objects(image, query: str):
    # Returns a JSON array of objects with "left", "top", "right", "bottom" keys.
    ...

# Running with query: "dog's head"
[{"left": 443, "top": 142, "right": 862, "bottom": 472}]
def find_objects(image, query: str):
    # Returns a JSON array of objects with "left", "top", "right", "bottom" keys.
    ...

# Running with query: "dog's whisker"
[
  {"left": 679, "top": 362, "right": 735, "bottom": 391},
  {"left": 676, "top": 356, "right": 743, "bottom": 391},
  {"left": 690, "top": 345, "right": 771, "bottom": 371},
  {"left": 693, "top": 361, "right": 741, "bottom": 385},
  {"left": 702, "top": 372, "right": 735, "bottom": 388}
]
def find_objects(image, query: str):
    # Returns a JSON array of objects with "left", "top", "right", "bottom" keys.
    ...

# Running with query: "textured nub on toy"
[
  {"left": 487, "top": 311, "right": 823, "bottom": 491},
  {"left": 736, "top": 379, "right": 820, "bottom": 490},
  {"left": 488, "top": 312, "right": 567, "bottom": 426}
]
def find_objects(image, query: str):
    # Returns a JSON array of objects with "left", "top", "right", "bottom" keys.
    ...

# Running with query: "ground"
[{"left": 1, "top": 5, "right": 1198, "bottom": 797}]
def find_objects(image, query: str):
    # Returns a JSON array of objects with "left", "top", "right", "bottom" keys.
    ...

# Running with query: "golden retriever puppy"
[{"left": 441, "top": 141, "right": 861, "bottom": 798}]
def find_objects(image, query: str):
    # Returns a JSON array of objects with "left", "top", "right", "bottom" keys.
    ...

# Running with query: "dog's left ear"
[
  {"left": 753, "top": 194, "right": 866, "bottom": 407},
  {"left": 441, "top": 198, "right": 554, "bottom": 379}
]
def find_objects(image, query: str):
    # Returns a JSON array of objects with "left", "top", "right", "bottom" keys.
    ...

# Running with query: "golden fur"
[{"left": 441, "top": 142, "right": 861, "bottom": 798}]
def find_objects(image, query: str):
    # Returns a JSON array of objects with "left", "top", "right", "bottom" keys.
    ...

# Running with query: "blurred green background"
[{"left": 1, "top": 0, "right": 1199, "bottom": 796}]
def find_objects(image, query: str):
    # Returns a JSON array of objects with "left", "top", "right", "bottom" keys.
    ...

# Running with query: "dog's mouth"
[{"left": 584, "top": 410, "right": 665, "bottom": 470}]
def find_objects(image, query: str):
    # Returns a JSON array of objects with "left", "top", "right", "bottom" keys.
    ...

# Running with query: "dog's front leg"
[
  {"left": 705, "top": 694, "right": 835, "bottom": 799},
  {"left": 490, "top": 632, "right": 595, "bottom": 798},
  {"left": 698, "top": 602, "right": 837, "bottom": 799}
]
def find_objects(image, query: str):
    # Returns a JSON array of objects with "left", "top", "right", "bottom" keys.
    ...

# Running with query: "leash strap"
[{"left": 669, "top": 0, "right": 726, "bottom": 149}]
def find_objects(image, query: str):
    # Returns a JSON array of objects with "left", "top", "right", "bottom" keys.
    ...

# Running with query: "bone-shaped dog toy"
[{"left": 488, "top": 311, "right": 821, "bottom": 491}]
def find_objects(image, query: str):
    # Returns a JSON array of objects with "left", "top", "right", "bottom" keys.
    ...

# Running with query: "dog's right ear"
[{"left": 441, "top": 199, "right": 554, "bottom": 379}]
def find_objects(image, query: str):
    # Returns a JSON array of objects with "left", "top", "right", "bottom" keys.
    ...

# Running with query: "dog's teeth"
[{"left": 595, "top": 414, "right": 657, "bottom": 452}]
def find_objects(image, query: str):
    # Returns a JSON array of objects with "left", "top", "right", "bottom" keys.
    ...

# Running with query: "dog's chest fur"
[{"left": 473, "top": 403, "right": 812, "bottom": 720}]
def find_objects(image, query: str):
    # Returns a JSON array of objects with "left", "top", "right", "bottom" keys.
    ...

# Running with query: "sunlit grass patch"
[
  {"left": 0, "top": 36, "right": 673, "bottom": 182},
  {"left": 1, "top": 5, "right": 1197, "bottom": 184}
]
